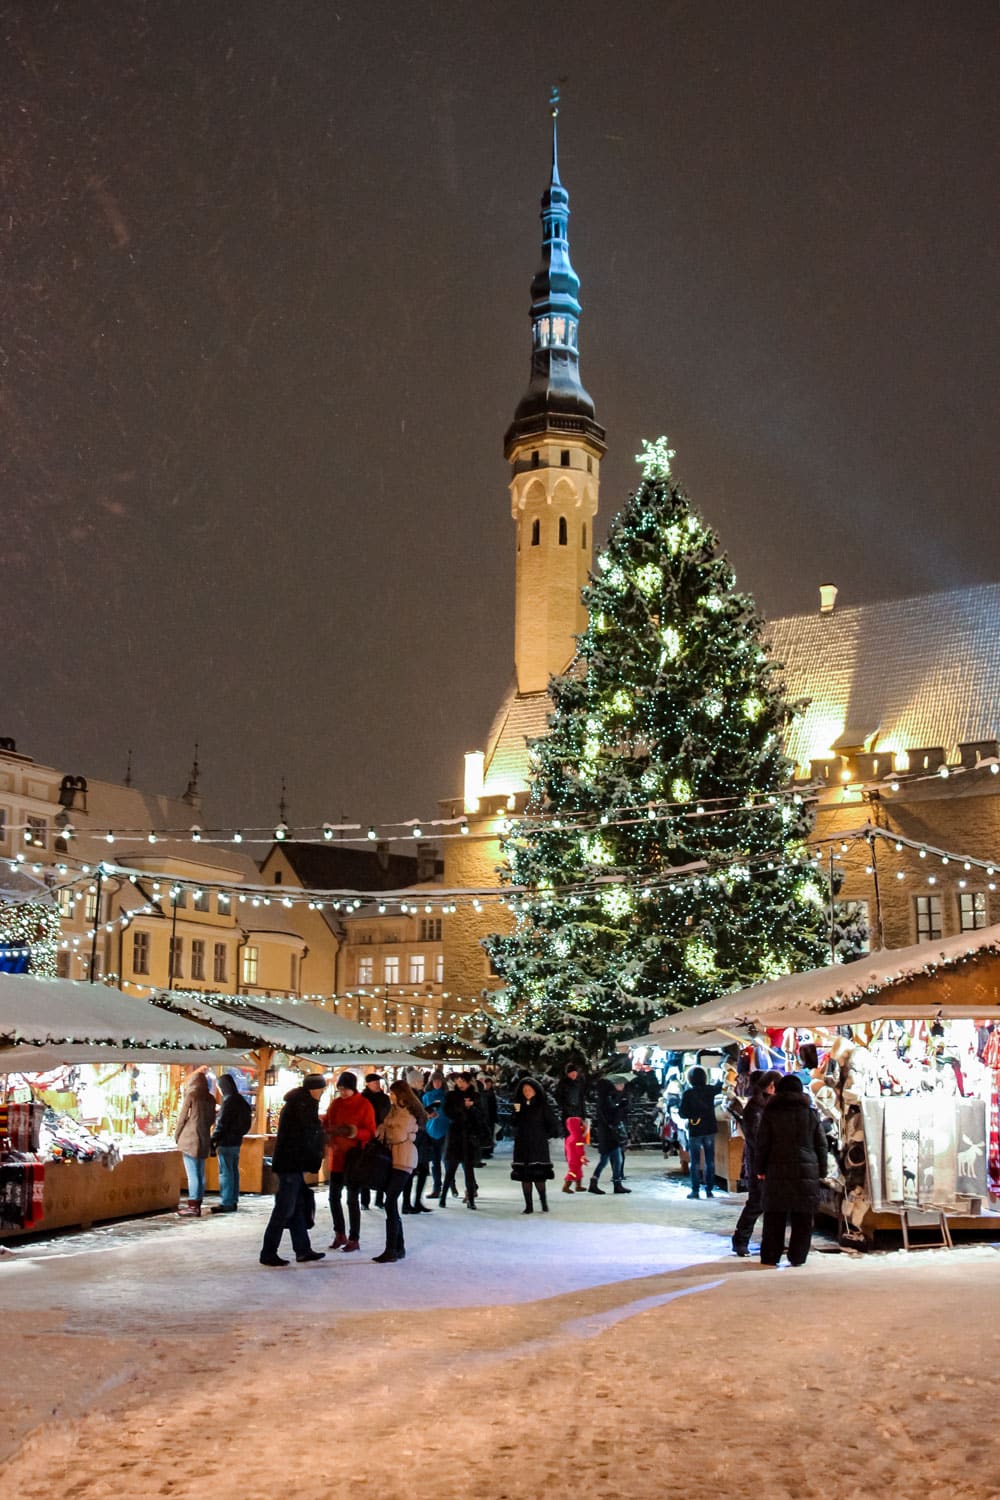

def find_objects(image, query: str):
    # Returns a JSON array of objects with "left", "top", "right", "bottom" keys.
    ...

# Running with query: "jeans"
[
  {"left": 383, "top": 1167, "right": 410, "bottom": 1255},
  {"left": 261, "top": 1171, "right": 312, "bottom": 1258},
  {"left": 426, "top": 1135, "right": 445, "bottom": 1194},
  {"left": 328, "top": 1171, "right": 361, "bottom": 1242},
  {"left": 182, "top": 1153, "right": 206, "bottom": 1202},
  {"left": 216, "top": 1145, "right": 241, "bottom": 1208},
  {"left": 761, "top": 1209, "right": 814, "bottom": 1266},
  {"left": 593, "top": 1144, "right": 624, "bottom": 1185},
  {"left": 689, "top": 1134, "right": 716, "bottom": 1193},
  {"left": 732, "top": 1172, "right": 762, "bottom": 1249}
]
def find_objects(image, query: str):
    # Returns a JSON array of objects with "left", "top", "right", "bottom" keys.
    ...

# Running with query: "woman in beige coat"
[
  {"left": 174, "top": 1068, "right": 217, "bottom": 1217},
  {"left": 374, "top": 1080, "right": 426, "bottom": 1263}
]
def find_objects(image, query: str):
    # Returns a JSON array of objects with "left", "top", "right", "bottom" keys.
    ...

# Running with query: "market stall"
[
  {"left": 0, "top": 973, "right": 229, "bottom": 1237},
  {"left": 637, "top": 927, "right": 1000, "bottom": 1239}
]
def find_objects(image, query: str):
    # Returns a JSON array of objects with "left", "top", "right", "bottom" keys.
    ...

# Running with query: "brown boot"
[
  {"left": 562, "top": 1178, "right": 574, "bottom": 1194},
  {"left": 575, "top": 1180, "right": 587, "bottom": 1192}
]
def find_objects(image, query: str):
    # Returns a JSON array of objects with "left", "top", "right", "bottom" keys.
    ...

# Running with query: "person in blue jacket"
[{"left": 421, "top": 1070, "right": 449, "bottom": 1197}]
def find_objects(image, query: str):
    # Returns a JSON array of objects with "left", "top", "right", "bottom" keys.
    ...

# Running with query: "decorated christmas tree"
[{"left": 484, "top": 438, "right": 830, "bottom": 1070}]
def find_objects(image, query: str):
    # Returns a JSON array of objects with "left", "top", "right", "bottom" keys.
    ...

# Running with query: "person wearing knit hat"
[
  {"left": 259, "top": 1074, "right": 327, "bottom": 1267},
  {"left": 322, "top": 1071, "right": 376, "bottom": 1252}
]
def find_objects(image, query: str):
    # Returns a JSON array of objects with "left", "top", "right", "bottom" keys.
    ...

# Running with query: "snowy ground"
[{"left": 3, "top": 1147, "right": 1000, "bottom": 1499}]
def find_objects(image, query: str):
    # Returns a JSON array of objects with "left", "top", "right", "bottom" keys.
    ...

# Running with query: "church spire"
[{"left": 504, "top": 90, "right": 605, "bottom": 458}]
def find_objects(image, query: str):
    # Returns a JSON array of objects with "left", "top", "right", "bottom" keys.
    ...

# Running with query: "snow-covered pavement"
[{"left": 4, "top": 1148, "right": 1000, "bottom": 1499}]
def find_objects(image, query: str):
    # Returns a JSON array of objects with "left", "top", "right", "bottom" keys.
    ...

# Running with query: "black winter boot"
[
  {"left": 537, "top": 1182, "right": 549, "bottom": 1213},
  {"left": 588, "top": 1178, "right": 606, "bottom": 1195},
  {"left": 521, "top": 1182, "right": 534, "bottom": 1214}
]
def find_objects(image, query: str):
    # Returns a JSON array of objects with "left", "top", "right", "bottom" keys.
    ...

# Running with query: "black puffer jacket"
[
  {"left": 755, "top": 1091, "right": 828, "bottom": 1212},
  {"left": 211, "top": 1075, "right": 253, "bottom": 1147},
  {"left": 270, "top": 1086, "right": 325, "bottom": 1175},
  {"left": 593, "top": 1080, "right": 630, "bottom": 1153},
  {"left": 678, "top": 1081, "right": 722, "bottom": 1139},
  {"left": 555, "top": 1067, "right": 587, "bottom": 1123},
  {"left": 510, "top": 1077, "right": 561, "bottom": 1182}
]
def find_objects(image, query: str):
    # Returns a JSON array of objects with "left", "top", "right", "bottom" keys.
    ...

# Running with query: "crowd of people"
[{"left": 172, "top": 1056, "right": 831, "bottom": 1272}]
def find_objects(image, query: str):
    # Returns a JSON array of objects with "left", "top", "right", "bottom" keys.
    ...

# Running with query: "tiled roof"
[
  {"left": 479, "top": 582, "right": 1000, "bottom": 790},
  {"left": 766, "top": 582, "right": 1000, "bottom": 772},
  {"left": 270, "top": 842, "right": 435, "bottom": 892}
]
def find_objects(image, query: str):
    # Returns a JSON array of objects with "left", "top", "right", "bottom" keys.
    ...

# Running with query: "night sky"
[{"left": 4, "top": 2, "right": 997, "bottom": 834}]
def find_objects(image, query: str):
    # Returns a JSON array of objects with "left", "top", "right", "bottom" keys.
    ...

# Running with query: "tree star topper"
[{"left": 635, "top": 435, "right": 676, "bottom": 480}]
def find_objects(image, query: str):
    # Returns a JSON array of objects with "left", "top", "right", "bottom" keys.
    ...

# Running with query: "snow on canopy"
[
  {"left": 647, "top": 922, "right": 1000, "bottom": 1034},
  {"left": 0, "top": 973, "right": 227, "bottom": 1048},
  {"left": 152, "top": 989, "right": 407, "bottom": 1055}
]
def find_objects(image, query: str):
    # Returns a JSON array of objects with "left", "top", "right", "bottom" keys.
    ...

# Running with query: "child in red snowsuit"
[{"left": 563, "top": 1115, "right": 588, "bottom": 1192}]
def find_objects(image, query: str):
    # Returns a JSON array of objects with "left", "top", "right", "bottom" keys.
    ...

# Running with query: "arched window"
[
  {"left": 531, "top": 518, "right": 540, "bottom": 546},
  {"left": 558, "top": 516, "right": 568, "bottom": 546},
  {"left": 582, "top": 522, "right": 587, "bottom": 549}
]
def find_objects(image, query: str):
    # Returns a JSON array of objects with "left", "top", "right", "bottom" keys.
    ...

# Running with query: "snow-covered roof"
[
  {"left": 650, "top": 924, "right": 1000, "bottom": 1032},
  {"left": 0, "top": 974, "right": 228, "bottom": 1049},
  {"left": 767, "top": 582, "right": 1000, "bottom": 771},
  {"left": 152, "top": 990, "right": 406, "bottom": 1055},
  {"left": 0, "top": 1044, "right": 250, "bottom": 1073},
  {"left": 482, "top": 682, "right": 550, "bottom": 797}
]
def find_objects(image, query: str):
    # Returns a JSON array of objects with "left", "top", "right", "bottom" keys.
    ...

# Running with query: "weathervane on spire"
[
  {"left": 635, "top": 435, "right": 677, "bottom": 480},
  {"left": 549, "top": 84, "right": 560, "bottom": 118}
]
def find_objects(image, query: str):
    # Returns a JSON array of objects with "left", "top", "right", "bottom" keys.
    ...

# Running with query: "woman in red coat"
[{"left": 322, "top": 1071, "right": 375, "bottom": 1253}]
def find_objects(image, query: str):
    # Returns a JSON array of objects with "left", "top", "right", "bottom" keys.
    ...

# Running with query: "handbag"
[{"left": 345, "top": 1137, "right": 393, "bottom": 1192}]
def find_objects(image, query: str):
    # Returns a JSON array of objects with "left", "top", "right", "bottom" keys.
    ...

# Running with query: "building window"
[
  {"left": 582, "top": 522, "right": 587, "bottom": 549},
  {"left": 169, "top": 936, "right": 184, "bottom": 980},
  {"left": 172, "top": 889, "right": 188, "bottom": 911},
  {"left": 241, "top": 946, "right": 259, "bottom": 985},
  {"left": 410, "top": 1005, "right": 426, "bottom": 1034},
  {"left": 290, "top": 953, "right": 299, "bottom": 992},
  {"left": 85, "top": 887, "right": 99, "bottom": 922},
  {"left": 434, "top": 953, "right": 444, "bottom": 984},
  {"left": 25, "top": 816, "right": 47, "bottom": 849},
  {"left": 558, "top": 516, "right": 568, "bottom": 545},
  {"left": 133, "top": 931, "right": 150, "bottom": 975},
  {"left": 193, "top": 889, "right": 210, "bottom": 913},
  {"left": 959, "top": 891, "right": 987, "bottom": 932},
  {"left": 409, "top": 954, "right": 425, "bottom": 984},
  {"left": 274, "top": 870, "right": 282, "bottom": 885},
  {"left": 357, "top": 1003, "right": 371, "bottom": 1026},
  {"left": 419, "top": 918, "right": 441, "bottom": 942},
  {"left": 531, "top": 450, "right": 539, "bottom": 469},
  {"left": 0, "top": 808, "right": 7, "bottom": 844},
  {"left": 57, "top": 888, "right": 75, "bottom": 920},
  {"left": 384, "top": 1004, "right": 398, "bottom": 1034},
  {"left": 436, "top": 1008, "right": 445, "bottom": 1030},
  {"left": 384, "top": 956, "right": 400, "bottom": 984},
  {"left": 213, "top": 943, "right": 228, "bottom": 982},
  {"left": 560, "top": 449, "right": 570, "bottom": 467},
  {"left": 358, "top": 956, "right": 374, "bottom": 985},
  {"left": 914, "top": 894, "right": 943, "bottom": 942},
  {"left": 190, "top": 939, "right": 206, "bottom": 980},
  {"left": 531, "top": 518, "right": 540, "bottom": 546},
  {"left": 587, "top": 456, "right": 593, "bottom": 473}
]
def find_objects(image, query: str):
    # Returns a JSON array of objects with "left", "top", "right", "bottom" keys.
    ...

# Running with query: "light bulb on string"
[
  {"left": 323, "top": 824, "right": 335, "bottom": 841},
  {"left": 367, "top": 826, "right": 377, "bottom": 841}
]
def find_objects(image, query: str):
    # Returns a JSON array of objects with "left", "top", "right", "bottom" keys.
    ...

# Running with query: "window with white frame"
[
  {"left": 213, "top": 943, "right": 227, "bottom": 982},
  {"left": 914, "top": 894, "right": 943, "bottom": 942},
  {"left": 959, "top": 891, "right": 987, "bottom": 932},
  {"left": 358, "top": 956, "right": 374, "bottom": 985},
  {"left": 190, "top": 939, "right": 206, "bottom": 980},
  {"left": 0, "top": 808, "right": 7, "bottom": 844},
  {"left": 133, "top": 931, "right": 150, "bottom": 975},
  {"left": 26, "top": 816, "right": 47, "bottom": 849},
  {"left": 193, "top": 889, "right": 210, "bottom": 913},
  {"left": 434, "top": 953, "right": 444, "bottom": 984},
  {"left": 242, "top": 946, "right": 259, "bottom": 986},
  {"left": 383, "top": 956, "right": 400, "bottom": 984},
  {"left": 409, "top": 954, "right": 425, "bottom": 984},
  {"left": 419, "top": 918, "right": 442, "bottom": 942},
  {"left": 85, "top": 887, "right": 99, "bottom": 922},
  {"left": 384, "top": 1004, "right": 398, "bottom": 1034},
  {"left": 57, "top": 888, "right": 75, "bottom": 920},
  {"left": 410, "top": 1005, "right": 426, "bottom": 1033}
]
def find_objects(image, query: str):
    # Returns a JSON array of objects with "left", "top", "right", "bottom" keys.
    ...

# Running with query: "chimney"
[
  {"left": 819, "top": 584, "right": 838, "bottom": 614},
  {"left": 416, "top": 841, "right": 438, "bottom": 883}
]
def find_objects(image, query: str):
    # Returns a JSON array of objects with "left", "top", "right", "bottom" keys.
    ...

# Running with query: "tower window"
[
  {"left": 587, "top": 456, "right": 593, "bottom": 473},
  {"left": 531, "top": 450, "right": 539, "bottom": 469},
  {"left": 582, "top": 523, "right": 587, "bottom": 549},
  {"left": 558, "top": 516, "right": 568, "bottom": 546},
  {"left": 560, "top": 450, "right": 570, "bottom": 467},
  {"left": 531, "top": 518, "right": 540, "bottom": 546}
]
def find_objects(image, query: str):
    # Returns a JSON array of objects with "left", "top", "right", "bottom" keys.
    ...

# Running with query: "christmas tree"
[{"left": 484, "top": 437, "right": 830, "bottom": 1071}]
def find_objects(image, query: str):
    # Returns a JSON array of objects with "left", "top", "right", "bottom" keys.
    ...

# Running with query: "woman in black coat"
[
  {"left": 589, "top": 1076, "right": 631, "bottom": 1195},
  {"left": 438, "top": 1074, "right": 485, "bottom": 1209},
  {"left": 510, "top": 1076, "right": 561, "bottom": 1214},
  {"left": 754, "top": 1073, "right": 829, "bottom": 1267}
]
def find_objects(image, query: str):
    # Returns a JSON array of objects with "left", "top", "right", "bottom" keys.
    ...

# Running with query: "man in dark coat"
[
  {"left": 210, "top": 1073, "right": 253, "bottom": 1214},
  {"left": 555, "top": 1062, "right": 587, "bottom": 1132},
  {"left": 259, "top": 1074, "right": 327, "bottom": 1267},
  {"left": 678, "top": 1065, "right": 722, "bottom": 1199},
  {"left": 730, "top": 1070, "right": 780, "bottom": 1255},
  {"left": 588, "top": 1075, "right": 631, "bottom": 1195},
  {"left": 360, "top": 1073, "right": 392, "bottom": 1208},
  {"left": 755, "top": 1073, "right": 829, "bottom": 1267},
  {"left": 477, "top": 1075, "right": 499, "bottom": 1158},
  {"left": 439, "top": 1074, "right": 485, "bottom": 1209}
]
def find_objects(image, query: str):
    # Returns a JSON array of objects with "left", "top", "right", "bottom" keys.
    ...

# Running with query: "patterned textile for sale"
[
  {"left": 983, "top": 1029, "right": 1000, "bottom": 1196},
  {"left": 0, "top": 1160, "right": 45, "bottom": 1229},
  {"left": 861, "top": 1096, "right": 988, "bottom": 1211}
]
